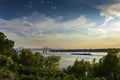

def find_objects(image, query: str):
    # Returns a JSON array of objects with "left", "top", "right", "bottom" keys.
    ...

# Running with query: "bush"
[{"left": 0, "top": 68, "right": 17, "bottom": 80}]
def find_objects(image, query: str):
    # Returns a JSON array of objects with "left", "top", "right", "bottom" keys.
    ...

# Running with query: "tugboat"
[{"left": 71, "top": 52, "right": 92, "bottom": 55}]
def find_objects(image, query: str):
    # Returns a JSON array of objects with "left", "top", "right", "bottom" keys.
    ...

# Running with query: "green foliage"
[
  {"left": 44, "top": 55, "right": 60, "bottom": 70},
  {"left": 20, "top": 49, "right": 35, "bottom": 66},
  {"left": 94, "top": 49, "right": 120, "bottom": 80},
  {"left": 1, "top": 32, "right": 120, "bottom": 80},
  {"left": 65, "top": 59, "right": 93, "bottom": 78},
  {"left": 64, "top": 49, "right": 120, "bottom": 80},
  {"left": 0, "top": 54, "right": 14, "bottom": 68},
  {"left": 0, "top": 68, "right": 18, "bottom": 80},
  {"left": 34, "top": 52, "right": 44, "bottom": 68},
  {"left": 0, "top": 32, "right": 14, "bottom": 56}
]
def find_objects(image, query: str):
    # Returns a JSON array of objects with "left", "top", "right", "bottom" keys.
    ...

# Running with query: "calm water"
[{"left": 32, "top": 50, "right": 107, "bottom": 68}]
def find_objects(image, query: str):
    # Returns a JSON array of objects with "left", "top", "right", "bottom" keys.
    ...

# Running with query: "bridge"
[
  {"left": 49, "top": 48, "right": 108, "bottom": 52},
  {"left": 41, "top": 47, "right": 50, "bottom": 54},
  {"left": 29, "top": 48, "right": 120, "bottom": 53},
  {"left": 45, "top": 48, "right": 120, "bottom": 53}
]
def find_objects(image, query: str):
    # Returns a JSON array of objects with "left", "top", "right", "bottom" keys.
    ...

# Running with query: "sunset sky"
[{"left": 0, "top": 0, "right": 120, "bottom": 49}]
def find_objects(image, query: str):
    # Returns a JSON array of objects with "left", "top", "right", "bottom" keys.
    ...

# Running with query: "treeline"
[
  {"left": 0, "top": 32, "right": 120, "bottom": 80},
  {"left": 50, "top": 48, "right": 120, "bottom": 52}
]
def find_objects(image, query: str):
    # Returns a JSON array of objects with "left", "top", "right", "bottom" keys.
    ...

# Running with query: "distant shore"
[{"left": 49, "top": 48, "right": 120, "bottom": 53}]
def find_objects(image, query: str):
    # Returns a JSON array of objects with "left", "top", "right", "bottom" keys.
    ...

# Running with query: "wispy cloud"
[
  {"left": 0, "top": 13, "right": 119, "bottom": 48},
  {"left": 99, "top": 3, "right": 120, "bottom": 27},
  {"left": 0, "top": 15, "right": 95, "bottom": 48}
]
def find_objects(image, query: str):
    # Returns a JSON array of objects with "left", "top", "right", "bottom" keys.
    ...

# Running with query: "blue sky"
[{"left": 0, "top": 0, "right": 120, "bottom": 48}]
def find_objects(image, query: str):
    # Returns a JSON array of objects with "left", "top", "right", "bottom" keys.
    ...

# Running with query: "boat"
[{"left": 71, "top": 53, "right": 92, "bottom": 55}]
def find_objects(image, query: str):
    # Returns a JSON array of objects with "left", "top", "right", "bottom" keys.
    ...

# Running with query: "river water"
[{"left": 34, "top": 51, "right": 107, "bottom": 68}]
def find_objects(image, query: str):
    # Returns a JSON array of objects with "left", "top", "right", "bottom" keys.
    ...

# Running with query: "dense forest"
[{"left": 0, "top": 32, "right": 120, "bottom": 80}]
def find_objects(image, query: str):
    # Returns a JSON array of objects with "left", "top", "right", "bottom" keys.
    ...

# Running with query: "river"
[{"left": 33, "top": 50, "right": 107, "bottom": 68}]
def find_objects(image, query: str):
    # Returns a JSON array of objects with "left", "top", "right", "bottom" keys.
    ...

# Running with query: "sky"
[{"left": 0, "top": 0, "right": 120, "bottom": 49}]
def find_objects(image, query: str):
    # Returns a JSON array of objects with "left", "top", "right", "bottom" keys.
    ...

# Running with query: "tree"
[
  {"left": 20, "top": 49, "right": 35, "bottom": 66},
  {"left": 0, "top": 54, "right": 14, "bottom": 68},
  {"left": 66, "top": 59, "right": 93, "bottom": 78},
  {"left": 0, "top": 32, "right": 14, "bottom": 56},
  {"left": 34, "top": 52, "right": 45, "bottom": 68},
  {"left": 95, "top": 49, "right": 120, "bottom": 80},
  {"left": 44, "top": 55, "right": 60, "bottom": 70}
]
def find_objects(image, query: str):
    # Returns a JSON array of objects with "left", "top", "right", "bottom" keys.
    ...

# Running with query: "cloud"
[
  {"left": 99, "top": 3, "right": 120, "bottom": 27},
  {"left": 0, "top": 15, "right": 96, "bottom": 48},
  {"left": 100, "top": 16, "right": 114, "bottom": 27},
  {"left": 0, "top": 14, "right": 119, "bottom": 48},
  {"left": 100, "top": 3, "right": 120, "bottom": 18}
]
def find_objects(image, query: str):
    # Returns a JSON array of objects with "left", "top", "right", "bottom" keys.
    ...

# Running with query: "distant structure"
[
  {"left": 15, "top": 47, "right": 120, "bottom": 54},
  {"left": 15, "top": 47, "right": 50, "bottom": 54},
  {"left": 49, "top": 48, "right": 120, "bottom": 53},
  {"left": 42, "top": 47, "right": 50, "bottom": 54}
]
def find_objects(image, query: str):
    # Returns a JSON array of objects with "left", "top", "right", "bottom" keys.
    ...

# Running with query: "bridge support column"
[{"left": 43, "top": 47, "right": 49, "bottom": 54}]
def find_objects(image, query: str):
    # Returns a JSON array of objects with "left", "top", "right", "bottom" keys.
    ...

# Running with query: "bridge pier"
[{"left": 42, "top": 47, "right": 49, "bottom": 54}]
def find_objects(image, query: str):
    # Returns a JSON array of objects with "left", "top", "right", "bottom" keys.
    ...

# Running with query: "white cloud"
[
  {"left": 100, "top": 3, "right": 120, "bottom": 18},
  {"left": 100, "top": 16, "right": 114, "bottom": 27},
  {"left": 99, "top": 3, "right": 120, "bottom": 27},
  {"left": 0, "top": 14, "right": 119, "bottom": 48},
  {"left": 0, "top": 15, "right": 96, "bottom": 48},
  {"left": 98, "top": 3, "right": 120, "bottom": 36}
]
